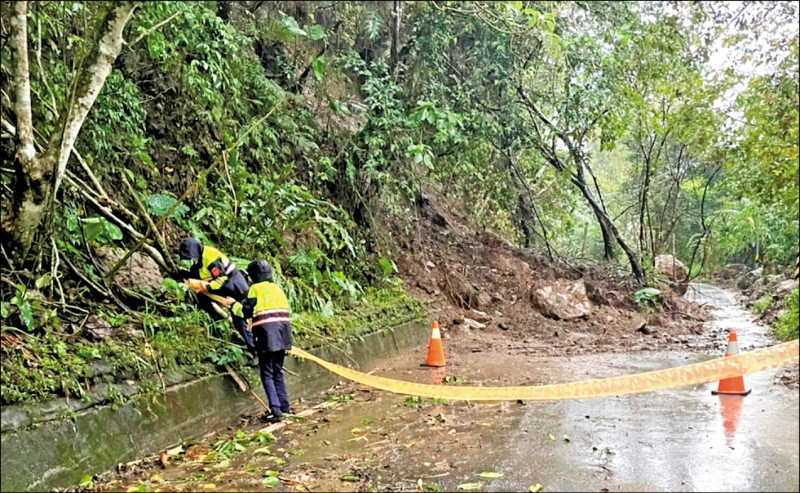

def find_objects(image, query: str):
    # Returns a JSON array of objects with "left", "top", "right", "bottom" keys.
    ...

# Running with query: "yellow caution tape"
[{"left": 288, "top": 340, "right": 799, "bottom": 401}]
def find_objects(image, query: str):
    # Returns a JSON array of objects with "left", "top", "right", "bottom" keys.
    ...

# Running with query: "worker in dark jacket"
[
  {"left": 175, "top": 238, "right": 253, "bottom": 352},
  {"left": 230, "top": 260, "right": 293, "bottom": 423}
]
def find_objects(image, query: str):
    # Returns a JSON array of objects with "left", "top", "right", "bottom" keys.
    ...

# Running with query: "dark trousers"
[
  {"left": 256, "top": 348, "right": 291, "bottom": 416},
  {"left": 195, "top": 293, "right": 254, "bottom": 351}
]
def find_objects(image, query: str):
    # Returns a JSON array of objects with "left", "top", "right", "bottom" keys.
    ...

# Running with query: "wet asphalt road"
[
  {"left": 483, "top": 283, "right": 799, "bottom": 492},
  {"left": 91, "top": 284, "right": 799, "bottom": 492}
]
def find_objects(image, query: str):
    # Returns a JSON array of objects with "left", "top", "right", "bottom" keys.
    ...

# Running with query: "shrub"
[
  {"left": 774, "top": 289, "right": 799, "bottom": 342},
  {"left": 751, "top": 294, "right": 773, "bottom": 316}
]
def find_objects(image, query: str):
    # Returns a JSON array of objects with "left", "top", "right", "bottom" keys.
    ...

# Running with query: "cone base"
[
  {"left": 420, "top": 363, "right": 448, "bottom": 367},
  {"left": 712, "top": 389, "right": 751, "bottom": 396}
]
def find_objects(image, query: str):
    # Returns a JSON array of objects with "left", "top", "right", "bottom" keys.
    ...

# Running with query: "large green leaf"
[
  {"left": 280, "top": 14, "right": 306, "bottom": 37},
  {"left": 312, "top": 56, "right": 326, "bottom": 81},
  {"left": 146, "top": 193, "right": 190, "bottom": 218}
]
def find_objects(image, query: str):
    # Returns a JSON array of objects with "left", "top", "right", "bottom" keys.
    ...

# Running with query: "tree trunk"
[
  {"left": 390, "top": 0, "right": 402, "bottom": 75},
  {"left": 9, "top": 1, "right": 48, "bottom": 261},
  {"left": 572, "top": 166, "right": 645, "bottom": 283},
  {"left": 8, "top": 1, "right": 141, "bottom": 265}
]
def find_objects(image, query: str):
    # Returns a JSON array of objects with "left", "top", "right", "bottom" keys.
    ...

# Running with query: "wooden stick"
[
  {"left": 120, "top": 171, "right": 177, "bottom": 273},
  {"left": 224, "top": 363, "right": 270, "bottom": 411},
  {"left": 258, "top": 401, "right": 336, "bottom": 434}
]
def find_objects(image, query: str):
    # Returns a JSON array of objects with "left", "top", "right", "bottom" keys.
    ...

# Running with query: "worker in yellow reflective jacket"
[
  {"left": 175, "top": 238, "right": 253, "bottom": 351},
  {"left": 230, "top": 260, "right": 293, "bottom": 423}
]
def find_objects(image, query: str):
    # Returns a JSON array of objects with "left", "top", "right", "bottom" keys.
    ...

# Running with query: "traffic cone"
[
  {"left": 422, "top": 320, "right": 447, "bottom": 367},
  {"left": 712, "top": 331, "right": 751, "bottom": 395}
]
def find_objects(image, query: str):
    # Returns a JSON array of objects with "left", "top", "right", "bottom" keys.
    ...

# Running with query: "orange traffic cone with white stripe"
[
  {"left": 712, "top": 331, "right": 751, "bottom": 395},
  {"left": 422, "top": 320, "right": 447, "bottom": 367}
]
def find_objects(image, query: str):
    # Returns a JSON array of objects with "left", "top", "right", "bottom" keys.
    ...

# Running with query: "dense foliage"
[{"left": 1, "top": 1, "right": 797, "bottom": 405}]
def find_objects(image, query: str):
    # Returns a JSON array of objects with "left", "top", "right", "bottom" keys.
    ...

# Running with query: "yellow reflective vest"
[
  {"left": 198, "top": 246, "right": 235, "bottom": 290},
  {"left": 232, "top": 281, "right": 290, "bottom": 325}
]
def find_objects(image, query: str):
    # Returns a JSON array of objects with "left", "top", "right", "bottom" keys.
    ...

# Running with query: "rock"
[
  {"left": 462, "top": 317, "right": 487, "bottom": 330},
  {"left": 717, "top": 263, "right": 748, "bottom": 280},
  {"left": 776, "top": 279, "right": 799, "bottom": 295},
  {"left": 469, "top": 309, "right": 491, "bottom": 323},
  {"left": 498, "top": 322, "right": 510, "bottom": 330},
  {"left": 425, "top": 261, "right": 436, "bottom": 270},
  {"left": 475, "top": 291, "right": 493, "bottom": 309},
  {"left": 766, "top": 274, "right": 785, "bottom": 287},
  {"left": 83, "top": 360, "right": 114, "bottom": 378},
  {"left": 632, "top": 314, "right": 647, "bottom": 331},
  {"left": 452, "top": 317, "right": 463, "bottom": 325},
  {"left": 491, "top": 292, "right": 505, "bottom": 303},
  {"left": 94, "top": 246, "right": 163, "bottom": 294},
  {"left": 417, "top": 281, "right": 437, "bottom": 295},
  {"left": 637, "top": 325, "right": 656, "bottom": 335},
  {"left": 750, "top": 267, "right": 764, "bottom": 278},
  {"left": 655, "top": 255, "right": 689, "bottom": 295},
  {"left": 111, "top": 323, "right": 143, "bottom": 341},
  {"left": 736, "top": 273, "right": 753, "bottom": 291},
  {"left": 85, "top": 315, "right": 112, "bottom": 340},
  {"left": 530, "top": 279, "right": 594, "bottom": 320}
]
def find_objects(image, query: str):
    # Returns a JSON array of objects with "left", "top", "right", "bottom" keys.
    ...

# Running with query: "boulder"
[
  {"left": 94, "top": 246, "right": 163, "bottom": 294},
  {"left": 776, "top": 279, "right": 799, "bottom": 296},
  {"left": 469, "top": 309, "right": 492, "bottom": 323},
  {"left": 717, "top": 263, "right": 748, "bottom": 280},
  {"left": 736, "top": 273, "right": 753, "bottom": 291},
  {"left": 85, "top": 315, "right": 112, "bottom": 340},
  {"left": 462, "top": 318, "right": 487, "bottom": 330},
  {"left": 474, "top": 291, "right": 493, "bottom": 310},
  {"left": 765, "top": 274, "right": 785, "bottom": 288},
  {"left": 655, "top": 255, "right": 689, "bottom": 295},
  {"left": 530, "top": 279, "right": 593, "bottom": 320}
]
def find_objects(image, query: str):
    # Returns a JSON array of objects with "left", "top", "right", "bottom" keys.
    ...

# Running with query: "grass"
[
  {"left": 1, "top": 286, "right": 427, "bottom": 406},
  {"left": 774, "top": 289, "right": 799, "bottom": 342},
  {"left": 751, "top": 294, "right": 774, "bottom": 316}
]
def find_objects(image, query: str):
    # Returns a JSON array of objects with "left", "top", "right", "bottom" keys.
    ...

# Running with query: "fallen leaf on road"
[
  {"left": 199, "top": 483, "right": 216, "bottom": 490},
  {"left": 341, "top": 475, "right": 360, "bottom": 482},
  {"left": 529, "top": 484, "right": 544, "bottom": 492},
  {"left": 457, "top": 482, "right": 483, "bottom": 490},
  {"left": 262, "top": 476, "right": 281, "bottom": 488},
  {"left": 253, "top": 447, "right": 271, "bottom": 455},
  {"left": 548, "top": 433, "right": 556, "bottom": 441},
  {"left": 476, "top": 471, "right": 503, "bottom": 479},
  {"left": 167, "top": 445, "right": 184, "bottom": 457}
]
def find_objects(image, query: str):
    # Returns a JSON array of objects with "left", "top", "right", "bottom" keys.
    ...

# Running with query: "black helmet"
[
  {"left": 178, "top": 238, "right": 203, "bottom": 260},
  {"left": 247, "top": 260, "right": 274, "bottom": 283}
]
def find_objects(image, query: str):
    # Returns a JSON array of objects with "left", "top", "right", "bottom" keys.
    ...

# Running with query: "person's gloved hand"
[{"left": 186, "top": 279, "right": 210, "bottom": 292}]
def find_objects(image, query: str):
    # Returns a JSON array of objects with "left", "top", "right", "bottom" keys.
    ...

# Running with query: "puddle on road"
[{"left": 89, "top": 284, "right": 798, "bottom": 492}]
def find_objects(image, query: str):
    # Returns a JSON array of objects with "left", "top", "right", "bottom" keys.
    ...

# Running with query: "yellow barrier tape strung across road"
[{"left": 288, "top": 340, "right": 799, "bottom": 401}]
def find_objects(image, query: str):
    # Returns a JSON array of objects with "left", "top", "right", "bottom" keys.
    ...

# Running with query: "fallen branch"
[
  {"left": 60, "top": 251, "right": 133, "bottom": 315},
  {"left": 120, "top": 171, "right": 177, "bottom": 273},
  {"left": 64, "top": 174, "right": 167, "bottom": 270},
  {"left": 129, "top": 9, "right": 181, "bottom": 48}
]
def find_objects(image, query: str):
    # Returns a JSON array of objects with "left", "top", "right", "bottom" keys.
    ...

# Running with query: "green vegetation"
[
  {"left": 1, "top": 2, "right": 798, "bottom": 407},
  {"left": 775, "top": 289, "right": 799, "bottom": 342},
  {"left": 751, "top": 295, "right": 774, "bottom": 317}
]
